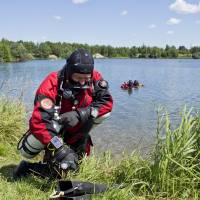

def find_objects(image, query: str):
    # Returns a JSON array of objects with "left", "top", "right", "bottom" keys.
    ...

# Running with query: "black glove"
[
  {"left": 76, "top": 107, "right": 91, "bottom": 124},
  {"left": 58, "top": 111, "right": 80, "bottom": 128},
  {"left": 59, "top": 107, "right": 94, "bottom": 127},
  {"left": 50, "top": 145, "right": 78, "bottom": 171}
]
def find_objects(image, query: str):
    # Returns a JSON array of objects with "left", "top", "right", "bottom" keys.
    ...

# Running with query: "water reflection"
[{"left": 127, "top": 89, "right": 133, "bottom": 95}]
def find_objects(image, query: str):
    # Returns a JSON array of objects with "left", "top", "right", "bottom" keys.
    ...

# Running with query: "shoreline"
[{"left": 0, "top": 56, "right": 198, "bottom": 64}]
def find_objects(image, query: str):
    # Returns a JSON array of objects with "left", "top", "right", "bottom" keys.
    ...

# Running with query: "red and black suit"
[{"left": 29, "top": 70, "right": 113, "bottom": 155}]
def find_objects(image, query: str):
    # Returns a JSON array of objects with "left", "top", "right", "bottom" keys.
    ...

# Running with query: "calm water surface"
[{"left": 0, "top": 59, "right": 200, "bottom": 154}]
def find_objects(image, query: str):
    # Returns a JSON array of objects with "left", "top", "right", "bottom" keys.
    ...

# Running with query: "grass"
[
  {"left": 151, "top": 107, "right": 200, "bottom": 198},
  {"left": 0, "top": 98, "right": 200, "bottom": 199},
  {"left": 0, "top": 97, "right": 26, "bottom": 144}
]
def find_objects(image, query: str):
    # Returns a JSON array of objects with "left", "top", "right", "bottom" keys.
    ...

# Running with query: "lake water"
[{"left": 0, "top": 59, "right": 200, "bottom": 155}]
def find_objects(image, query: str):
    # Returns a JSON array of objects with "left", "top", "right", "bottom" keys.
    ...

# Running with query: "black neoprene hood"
[{"left": 67, "top": 48, "right": 94, "bottom": 74}]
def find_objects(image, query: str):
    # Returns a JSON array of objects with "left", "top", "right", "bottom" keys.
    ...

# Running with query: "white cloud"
[
  {"left": 120, "top": 10, "right": 128, "bottom": 16},
  {"left": 167, "top": 17, "right": 181, "bottom": 25},
  {"left": 148, "top": 24, "right": 156, "bottom": 29},
  {"left": 167, "top": 30, "right": 174, "bottom": 35},
  {"left": 72, "top": 0, "right": 88, "bottom": 4},
  {"left": 170, "top": 0, "right": 200, "bottom": 14},
  {"left": 53, "top": 16, "right": 62, "bottom": 20}
]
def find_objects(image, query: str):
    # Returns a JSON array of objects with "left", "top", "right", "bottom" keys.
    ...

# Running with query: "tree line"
[{"left": 0, "top": 38, "right": 200, "bottom": 63}]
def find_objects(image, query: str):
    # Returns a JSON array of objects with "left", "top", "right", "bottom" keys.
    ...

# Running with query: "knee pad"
[
  {"left": 93, "top": 112, "right": 111, "bottom": 125},
  {"left": 17, "top": 131, "right": 45, "bottom": 159}
]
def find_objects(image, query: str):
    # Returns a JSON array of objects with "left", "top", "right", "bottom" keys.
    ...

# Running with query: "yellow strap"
[
  {"left": 47, "top": 143, "right": 56, "bottom": 156},
  {"left": 49, "top": 191, "right": 64, "bottom": 199}
]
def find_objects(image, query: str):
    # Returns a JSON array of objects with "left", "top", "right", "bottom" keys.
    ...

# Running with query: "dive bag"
[{"left": 49, "top": 180, "right": 108, "bottom": 199}]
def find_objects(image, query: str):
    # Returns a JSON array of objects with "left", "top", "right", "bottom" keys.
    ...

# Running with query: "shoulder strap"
[{"left": 56, "top": 69, "right": 65, "bottom": 107}]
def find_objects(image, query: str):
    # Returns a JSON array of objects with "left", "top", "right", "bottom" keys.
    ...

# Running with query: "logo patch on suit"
[
  {"left": 41, "top": 98, "right": 53, "bottom": 109},
  {"left": 99, "top": 80, "right": 108, "bottom": 89}
]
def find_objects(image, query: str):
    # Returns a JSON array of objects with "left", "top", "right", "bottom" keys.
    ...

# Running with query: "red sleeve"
[
  {"left": 91, "top": 70, "right": 113, "bottom": 116},
  {"left": 29, "top": 72, "right": 58, "bottom": 145}
]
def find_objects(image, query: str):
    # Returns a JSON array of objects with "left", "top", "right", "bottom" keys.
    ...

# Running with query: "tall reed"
[{"left": 151, "top": 106, "right": 200, "bottom": 198}]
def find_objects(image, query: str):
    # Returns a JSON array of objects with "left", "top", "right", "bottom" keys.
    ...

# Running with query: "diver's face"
[{"left": 71, "top": 73, "right": 91, "bottom": 85}]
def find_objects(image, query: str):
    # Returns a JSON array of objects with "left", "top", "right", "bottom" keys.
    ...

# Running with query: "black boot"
[
  {"left": 13, "top": 160, "right": 63, "bottom": 180},
  {"left": 13, "top": 160, "right": 31, "bottom": 180}
]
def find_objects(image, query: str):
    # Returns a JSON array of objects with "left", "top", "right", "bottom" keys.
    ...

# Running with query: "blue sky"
[{"left": 0, "top": 0, "right": 200, "bottom": 47}]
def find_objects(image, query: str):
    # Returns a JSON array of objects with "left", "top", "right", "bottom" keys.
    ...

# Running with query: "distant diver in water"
[{"left": 121, "top": 80, "right": 144, "bottom": 90}]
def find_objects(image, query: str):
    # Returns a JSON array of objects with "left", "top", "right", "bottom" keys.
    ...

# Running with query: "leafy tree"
[
  {"left": 10, "top": 43, "right": 29, "bottom": 61},
  {"left": 38, "top": 43, "right": 51, "bottom": 58},
  {"left": 166, "top": 46, "right": 178, "bottom": 58},
  {"left": 192, "top": 52, "right": 200, "bottom": 59},
  {"left": 51, "top": 43, "right": 62, "bottom": 57},
  {"left": 0, "top": 43, "right": 4, "bottom": 62},
  {"left": 0, "top": 43, "right": 12, "bottom": 62},
  {"left": 161, "top": 51, "right": 167, "bottom": 58},
  {"left": 149, "top": 47, "right": 161, "bottom": 58},
  {"left": 129, "top": 46, "right": 138, "bottom": 58},
  {"left": 90, "top": 45, "right": 100, "bottom": 55},
  {"left": 60, "top": 43, "right": 74, "bottom": 58},
  {"left": 178, "top": 46, "right": 188, "bottom": 54},
  {"left": 190, "top": 46, "right": 200, "bottom": 54},
  {"left": 23, "top": 41, "right": 37, "bottom": 56},
  {"left": 100, "top": 46, "right": 108, "bottom": 57},
  {"left": 165, "top": 45, "right": 170, "bottom": 51},
  {"left": 138, "top": 45, "right": 149, "bottom": 58},
  {"left": 107, "top": 46, "right": 115, "bottom": 57}
]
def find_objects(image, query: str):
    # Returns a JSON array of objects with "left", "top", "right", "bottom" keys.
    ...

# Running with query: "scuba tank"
[
  {"left": 17, "top": 106, "right": 61, "bottom": 159},
  {"left": 17, "top": 130, "right": 45, "bottom": 159}
]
